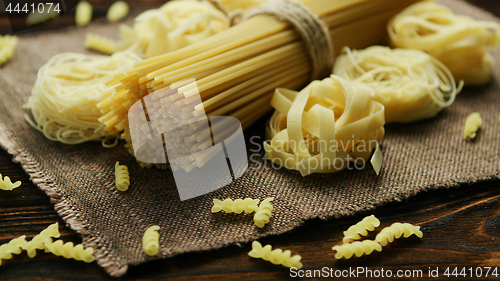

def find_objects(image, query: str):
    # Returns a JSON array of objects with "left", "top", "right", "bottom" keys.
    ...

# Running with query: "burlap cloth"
[{"left": 0, "top": 0, "right": 499, "bottom": 277}]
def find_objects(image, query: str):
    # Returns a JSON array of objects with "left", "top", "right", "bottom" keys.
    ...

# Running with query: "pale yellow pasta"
[
  {"left": 253, "top": 197, "right": 274, "bottom": 228},
  {"left": 248, "top": 241, "right": 302, "bottom": 269},
  {"left": 375, "top": 222, "right": 423, "bottom": 247},
  {"left": 43, "top": 240, "right": 95, "bottom": 263},
  {"left": 370, "top": 142, "right": 383, "bottom": 176},
  {"left": 463, "top": 112, "right": 482, "bottom": 140},
  {"left": 211, "top": 198, "right": 260, "bottom": 214},
  {"left": 208, "top": 0, "right": 269, "bottom": 13},
  {"left": 332, "top": 240, "right": 383, "bottom": 260},
  {"left": 107, "top": 1, "right": 129, "bottom": 22},
  {"left": 21, "top": 223, "right": 61, "bottom": 258},
  {"left": 0, "top": 236, "right": 28, "bottom": 266},
  {"left": 0, "top": 35, "right": 18, "bottom": 67},
  {"left": 115, "top": 161, "right": 130, "bottom": 191},
  {"left": 0, "top": 173, "right": 21, "bottom": 191},
  {"left": 342, "top": 215, "right": 380, "bottom": 244},
  {"left": 265, "top": 75, "right": 385, "bottom": 176},
  {"left": 24, "top": 51, "right": 141, "bottom": 145},
  {"left": 333, "top": 46, "right": 461, "bottom": 123},
  {"left": 143, "top": 225, "right": 160, "bottom": 256},
  {"left": 85, "top": 33, "right": 117, "bottom": 55},
  {"left": 75, "top": 1, "right": 93, "bottom": 27},
  {"left": 388, "top": 2, "right": 500, "bottom": 85},
  {"left": 26, "top": 8, "right": 60, "bottom": 27}
]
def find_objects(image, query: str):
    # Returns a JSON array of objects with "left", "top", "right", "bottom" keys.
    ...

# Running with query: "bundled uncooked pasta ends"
[
  {"left": 265, "top": 75, "right": 385, "bottom": 176},
  {"left": 143, "top": 226, "right": 161, "bottom": 256},
  {"left": 389, "top": 1, "right": 500, "bottom": 85},
  {"left": 249, "top": 241, "right": 303, "bottom": 269},
  {"left": 333, "top": 46, "right": 461, "bottom": 123},
  {"left": 0, "top": 173, "right": 21, "bottom": 191},
  {"left": 463, "top": 112, "right": 483, "bottom": 140}
]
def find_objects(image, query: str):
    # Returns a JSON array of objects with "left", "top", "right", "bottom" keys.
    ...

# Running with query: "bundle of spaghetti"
[
  {"left": 388, "top": 1, "right": 500, "bottom": 85},
  {"left": 88, "top": 0, "right": 229, "bottom": 58},
  {"left": 24, "top": 51, "right": 141, "bottom": 146},
  {"left": 98, "top": 0, "right": 422, "bottom": 169},
  {"left": 264, "top": 75, "right": 385, "bottom": 176},
  {"left": 333, "top": 46, "right": 461, "bottom": 123}
]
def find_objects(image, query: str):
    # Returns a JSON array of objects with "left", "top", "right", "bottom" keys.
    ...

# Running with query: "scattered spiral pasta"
[
  {"left": 75, "top": 1, "right": 93, "bottom": 27},
  {"left": 0, "top": 35, "right": 18, "bottom": 67},
  {"left": 26, "top": 8, "right": 60, "bottom": 27},
  {"left": 332, "top": 240, "right": 383, "bottom": 260},
  {"left": 253, "top": 197, "right": 274, "bottom": 228},
  {"left": 375, "top": 223, "right": 423, "bottom": 247},
  {"left": 342, "top": 215, "right": 380, "bottom": 244},
  {"left": 333, "top": 46, "right": 461, "bottom": 123},
  {"left": 43, "top": 240, "right": 95, "bottom": 263},
  {"left": 22, "top": 223, "right": 61, "bottom": 258},
  {"left": 85, "top": 33, "right": 117, "bottom": 55},
  {"left": 107, "top": 1, "right": 129, "bottom": 22},
  {"left": 0, "top": 173, "right": 21, "bottom": 191},
  {"left": 143, "top": 225, "right": 160, "bottom": 256},
  {"left": 115, "top": 161, "right": 130, "bottom": 191},
  {"left": 0, "top": 236, "right": 28, "bottom": 266},
  {"left": 265, "top": 75, "right": 385, "bottom": 176},
  {"left": 211, "top": 198, "right": 260, "bottom": 214},
  {"left": 388, "top": 1, "right": 500, "bottom": 85},
  {"left": 23, "top": 51, "right": 141, "bottom": 145},
  {"left": 463, "top": 112, "right": 482, "bottom": 140},
  {"left": 248, "top": 241, "right": 302, "bottom": 269}
]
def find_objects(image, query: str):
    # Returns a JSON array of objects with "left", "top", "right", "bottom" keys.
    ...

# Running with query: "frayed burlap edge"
[{"left": 0, "top": 123, "right": 129, "bottom": 276}]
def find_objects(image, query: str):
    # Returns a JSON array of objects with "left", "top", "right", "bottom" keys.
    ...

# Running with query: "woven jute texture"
[{"left": 0, "top": 0, "right": 499, "bottom": 277}]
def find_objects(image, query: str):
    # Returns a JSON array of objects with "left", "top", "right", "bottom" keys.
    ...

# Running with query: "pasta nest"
[
  {"left": 117, "top": 0, "right": 229, "bottom": 58},
  {"left": 334, "top": 46, "right": 461, "bottom": 123},
  {"left": 388, "top": 1, "right": 500, "bottom": 85},
  {"left": 264, "top": 75, "right": 385, "bottom": 176},
  {"left": 249, "top": 241, "right": 302, "bottom": 269},
  {"left": 24, "top": 51, "right": 141, "bottom": 145}
]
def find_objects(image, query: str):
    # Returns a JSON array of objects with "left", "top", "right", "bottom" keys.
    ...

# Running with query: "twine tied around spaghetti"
[{"left": 205, "top": 0, "right": 334, "bottom": 81}]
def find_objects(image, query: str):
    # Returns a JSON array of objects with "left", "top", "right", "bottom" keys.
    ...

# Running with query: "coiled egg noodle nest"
[
  {"left": 264, "top": 75, "right": 385, "bottom": 176},
  {"left": 333, "top": 46, "right": 462, "bottom": 123},
  {"left": 388, "top": 1, "right": 500, "bottom": 85},
  {"left": 24, "top": 51, "right": 141, "bottom": 146}
]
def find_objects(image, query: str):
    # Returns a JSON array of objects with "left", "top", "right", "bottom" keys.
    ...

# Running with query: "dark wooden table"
[{"left": 1, "top": 1, "right": 500, "bottom": 280}]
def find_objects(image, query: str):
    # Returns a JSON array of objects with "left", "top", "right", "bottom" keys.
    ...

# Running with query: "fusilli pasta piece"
[
  {"left": 463, "top": 112, "right": 483, "bottom": 140},
  {"left": 0, "top": 35, "right": 18, "bottom": 67},
  {"left": 342, "top": 215, "right": 380, "bottom": 243},
  {"left": 143, "top": 225, "right": 160, "bottom": 256},
  {"left": 253, "top": 197, "right": 274, "bottom": 228},
  {"left": 22, "top": 223, "right": 61, "bottom": 258},
  {"left": 0, "top": 235, "right": 28, "bottom": 266},
  {"left": 211, "top": 198, "right": 260, "bottom": 214},
  {"left": 43, "top": 240, "right": 95, "bottom": 263},
  {"left": 75, "top": 1, "right": 93, "bottom": 27},
  {"left": 248, "top": 241, "right": 302, "bottom": 269},
  {"left": 332, "top": 240, "right": 383, "bottom": 259},
  {"left": 85, "top": 33, "right": 117, "bottom": 55},
  {"left": 0, "top": 173, "right": 21, "bottom": 191},
  {"left": 375, "top": 223, "right": 423, "bottom": 247},
  {"left": 115, "top": 161, "right": 130, "bottom": 191},
  {"left": 107, "top": 1, "right": 129, "bottom": 22}
]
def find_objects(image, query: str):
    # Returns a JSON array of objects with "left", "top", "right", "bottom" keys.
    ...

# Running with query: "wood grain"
[{"left": 1, "top": 0, "right": 500, "bottom": 280}]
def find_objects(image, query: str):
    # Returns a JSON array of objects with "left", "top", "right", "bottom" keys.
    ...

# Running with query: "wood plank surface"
[{"left": 1, "top": 1, "right": 500, "bottom": 280}]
